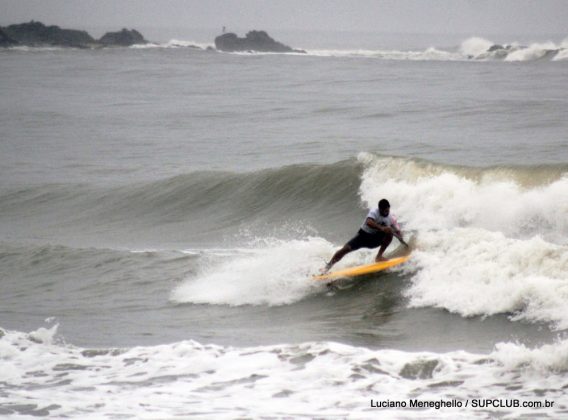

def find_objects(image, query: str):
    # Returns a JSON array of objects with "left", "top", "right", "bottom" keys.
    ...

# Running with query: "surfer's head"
[{"left": 378, "top": 199, "right": 390, "bottom": 217}]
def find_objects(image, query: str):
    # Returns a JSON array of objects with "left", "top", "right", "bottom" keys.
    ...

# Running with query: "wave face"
[
  {"left": 157, "top": 154, "right": 568, "bottom": 332},
  {"left": 2, "top": 155, "right": 566, "bottom": 241},
  {"left": 1, "top": 154, "right": 567, "bottom": 331},
  {"left": 0, "top": 160, "right": 363, "bottom": 247},
  {"left": 1, "top": 325, "right": 567, "bottom": 418}
]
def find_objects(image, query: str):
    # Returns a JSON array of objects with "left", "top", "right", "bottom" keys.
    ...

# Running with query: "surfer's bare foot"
[
  {"left": 375, "top": 256, "right": 387, "bottom": 262},
  {"left": 320, "top": 262, "right": 332, "bottom": 274}
]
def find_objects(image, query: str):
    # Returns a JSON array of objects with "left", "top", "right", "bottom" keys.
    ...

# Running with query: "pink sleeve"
[{"left": 391, "top": 215, "right": 401, "bottom": 231}]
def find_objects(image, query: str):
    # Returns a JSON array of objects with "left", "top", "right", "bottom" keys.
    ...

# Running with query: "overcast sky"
[{"left": 2, "top": 0, "right": 567, "bottom": 38}]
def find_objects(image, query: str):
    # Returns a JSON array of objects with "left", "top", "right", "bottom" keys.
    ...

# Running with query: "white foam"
[
  {"left": 27, "top": 323, "right": 59, "bottom": 344},
  {"left": 1, "top": 325, "right": 567, "bottom": 418},
  {"left": 505, "top": 41, "right": 558, "bottom": 62},
  {"left": 459, "top": 37, "right": 494, "bottom": 58},
  {"left": 171, "top": 237, "right": 335, "bottom": 306},
  {"left": 164, "top": 39, "right": 212, "bottom": 49},
  {"left": 552, "top": 48, "right": 568, "bottom": 61},
  {"left": 358, "top": 154, "right": 568, "bottom": 328},
  {"left": 7, "top": 45, "right": 64, "bottom": 52},
  {"left": 358, "top": 153, "right": 568, "bottom": 241},
  {"left": 257, "top": 37, "right": 568, "bottom": 62},
  {"left": 305, "top": 47, "right": 461, "bottom": 61},
  {"left": 455, "top": 36, "right": 568, "bottom": 61},
  {"left": 407, "top": 229, "right": 568, "bottom": 328},
  {"left": 130, "top": 39, "right": 211, "bottom": 49},
  {"left": 494, "top": 338, "right": 568, "bottom": 373}
]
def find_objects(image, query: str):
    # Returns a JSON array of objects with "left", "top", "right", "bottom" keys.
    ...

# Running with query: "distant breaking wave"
[
  {"left": 305, "top": 47, "right": 460, "bottom": 61},
  {"left": 307, "top": 37, "right": 568, "bottom": 62},
  {"left": 460, "top": 36, "right": 568, "bottom": 61},
  {"left": 138, "top": 35, "right": 568, "bottom": 62},
  {"left": 7, "top": 35, "right": 567, "bottom": 62},
  {"left": 131, "top": 39, "right": 214, "bottom": 50}
]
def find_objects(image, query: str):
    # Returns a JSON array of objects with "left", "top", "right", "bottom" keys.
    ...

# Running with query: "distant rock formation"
[
  {"left": 0, "top": 28, "right": 18, "bottom": 47},
  {"left": 487, "top": 44, "right": 505, "bottom": 52},
  {"left": 99, "top": 28, "right": 147, "bottom": 47},
  {"left": 215, "top": 30, "right": 305, "bottom": 53},
  {"left": 484, "top": 44, "right": 512, "bottom": 59},
  {"left": 2, "top": 21, "right": 96, "bottom": 48},
  {"left": 0, "top": 21, "right": 148, "bottom": 48}
]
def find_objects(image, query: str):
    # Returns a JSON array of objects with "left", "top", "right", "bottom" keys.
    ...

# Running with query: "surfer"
[{"left": 323, "top": 199, "right": 404, "bottom": 272}]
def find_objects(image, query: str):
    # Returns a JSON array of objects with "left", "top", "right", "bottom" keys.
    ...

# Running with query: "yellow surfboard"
[{"left": 313, "top": 255, "right": 410, "bottom": 281}]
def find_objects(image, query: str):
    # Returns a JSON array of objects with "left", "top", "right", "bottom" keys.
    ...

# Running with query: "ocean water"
[{"left": 1, "top": 33, "right": 568, "bottom": 418}]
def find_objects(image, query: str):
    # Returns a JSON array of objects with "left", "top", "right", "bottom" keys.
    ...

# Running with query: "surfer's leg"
[
  {"left": 324, "top": 230, "right": 367, "bottom": 272},
  {"left": 375, "top": 233, "right": 393, "bottom": 261},
  {"left": 325, "top": 245, "right": 352, "bottom": 271}
]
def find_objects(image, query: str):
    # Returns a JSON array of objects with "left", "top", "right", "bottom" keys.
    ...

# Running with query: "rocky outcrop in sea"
[
  {"left": 2, "top": 21, "right": 96, "bottom": 48},
  {"left": 99, "top": 28, "right": 147, "bottom": 47},
  {"left": 1, "top": 22, "right": 304, "bottom": 53},
  {"left": 0, "top": 21, "right": 147, "bottom": 48},
  {"left": 215, "top": 30, "right": 305, "bottom": 53},
  {"left": 0, "top": 28, "right": 19, "bottom": 47}
]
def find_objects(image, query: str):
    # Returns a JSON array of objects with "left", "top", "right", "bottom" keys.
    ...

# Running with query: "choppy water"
[{"left": 1, "top": 33, "right": 567, "bottom": 418}]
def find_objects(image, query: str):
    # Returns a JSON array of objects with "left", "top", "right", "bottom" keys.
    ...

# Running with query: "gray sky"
[{"left": 2, "top": 0, "right": 567, "bottom": 38}]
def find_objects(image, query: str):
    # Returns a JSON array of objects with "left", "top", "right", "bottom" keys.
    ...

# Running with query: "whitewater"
[
  {"left": 1, "top": 32, "right": 567, "bottom": 418},
  {"left": 133, "top": 35, "right": 568, "bottom": 62}
]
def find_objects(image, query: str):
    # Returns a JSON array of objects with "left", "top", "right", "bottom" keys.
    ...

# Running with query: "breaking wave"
[
  {"left": 4, "top": 35, "right": 566, "bottom": 62},
  {"left": 2, "top": 154, "right": 567, "bottom": 327},
  {"left": 1, "top": 324, "right": 566, "bottom": 418}
]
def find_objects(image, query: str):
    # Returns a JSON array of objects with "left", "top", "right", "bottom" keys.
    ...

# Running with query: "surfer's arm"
[
  {"left": 391, "top": 216, "right": 403, "bottom": 238},
  {"left": 390, "top": 223, "right": 407, "bottom": 246},
  {"left": 365, "top": 218, "right": 403, "bottom": 237},
  {"left": 392, "top": 225, "right": 402, "bottom": 237},
  {"left": 365, "top": 218, "right": 393, "bottom": 233}
]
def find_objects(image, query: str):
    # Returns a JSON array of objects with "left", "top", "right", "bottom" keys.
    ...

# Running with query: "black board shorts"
[{"left": 347, "top": 229, "right": 386, "bottom": 251}]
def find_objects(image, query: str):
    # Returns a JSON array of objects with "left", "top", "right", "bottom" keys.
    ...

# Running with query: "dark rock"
[
  {"left": 99, "top": 28, "right": 147, "bottom": 47},
  {"left": 0, "top": 21, "right": 149, "bottom": 49},
  {"left": 0, "top": 28, "right": 18, "bottom": 47},
  {"left": 488, "top": 44, "right": 504, "bottom": 52},
  {"left": 215, "top": 30, "right": 305, "bottom": 53},
  {"left": 3, "top": 21, "right": 96, "bottom": 47}
]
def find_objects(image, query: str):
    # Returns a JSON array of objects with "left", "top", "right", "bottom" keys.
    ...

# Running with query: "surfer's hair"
[{"left": 378, "top": 199, "right": 390, "bottom": 210}]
